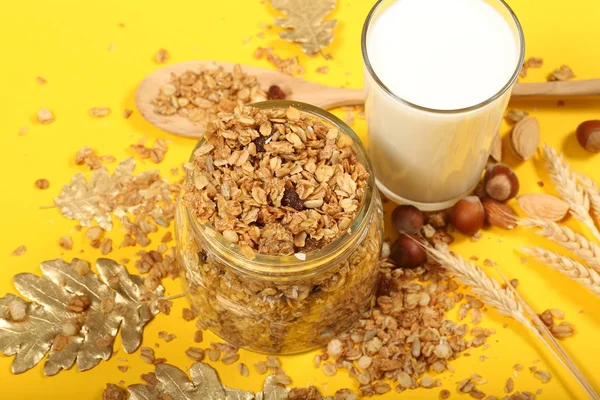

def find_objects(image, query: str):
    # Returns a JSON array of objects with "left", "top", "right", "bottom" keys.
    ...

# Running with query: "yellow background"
[{"left": 2, "top": 0, "right": 600, "bottom": 398}]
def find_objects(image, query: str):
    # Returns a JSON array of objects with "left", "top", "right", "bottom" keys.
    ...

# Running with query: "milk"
[{"left": 363, "top": 0, "right": 523, "bottom": 209}]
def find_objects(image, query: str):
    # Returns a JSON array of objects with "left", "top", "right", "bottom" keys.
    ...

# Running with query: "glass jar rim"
[
  {"left": 361, "top": 0, "right": 525, "bottom": 114},
  {"left": 183, "top": 100, "right": 377, "bottom": 277}
]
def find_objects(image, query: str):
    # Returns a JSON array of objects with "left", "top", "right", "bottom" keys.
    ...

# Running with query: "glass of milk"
[{"left": 362, "top": 0, "right": 524, "bottom": 210}]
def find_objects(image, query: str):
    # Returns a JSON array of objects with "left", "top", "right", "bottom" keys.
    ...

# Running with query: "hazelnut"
[
  {"left": 389, "top": 234, "right": 427, "bottom": 268},
  {"left": 484, "top": 164, "right": 520, "bottom": 201},
  {"left": 449, "top": 196, "right": 485, "bottom": 236},
  {"left": 576, "top": 120, "right": 600, "bottom": 153},
  {"left": 391, "top": 205, "right": 424, "bottom": 234}
]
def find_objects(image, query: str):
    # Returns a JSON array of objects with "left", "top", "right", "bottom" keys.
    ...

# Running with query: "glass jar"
[{"left": 175, "top": 101, "right": 384, "bottom": 354}]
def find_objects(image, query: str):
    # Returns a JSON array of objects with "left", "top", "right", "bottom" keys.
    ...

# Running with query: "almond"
[
  {"left": 511, "top": 116, "right": 540, "bottom": 161},
  {"left": 517, "top": 193, "right": 570, "bottom": 221},
  {"left": 482, "top": 198, "right": 517, "bottom": 229},
  {"left": 490, "top": 133, "right": 502, "bottom": 162}
]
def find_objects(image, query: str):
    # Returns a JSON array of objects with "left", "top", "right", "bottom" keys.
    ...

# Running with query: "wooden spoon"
[{"left": 136, "top": 60, "right": 600, "bottom": 138}]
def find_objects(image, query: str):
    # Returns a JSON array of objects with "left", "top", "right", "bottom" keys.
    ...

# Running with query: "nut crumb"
[
  {"left": 548, "top": 65, "right": 575, "bottom": 81},
  {"left": 11, "top": 245, "right": 26, "bottom": 256},
  {"left": 35, "top": 179, "right": 50, "bottom": 190},
  {"left": 182, "top": 308, "right": 195, "bottom": 321},
  {"left": 89, "top": 107, "right": 111, "bottom": 118},
  {"left": 440, "top": 389, "right": 451, "bottom": 399},
  {"left": 36, "top": 76, "right": 47, "bottom": 85},
  {"left": 316, "top": 66, "right": 329, "bottom": 74},
  {"left": 58, "top": 236, "right": 73, "bottom": 250},
  {"left": 18, "top": 127, "right": 28, "bottom": 135},
  {"left": 155, "top": 49, "right": 170, "bottom": 64},
  {"left": 123, "top": 109, "right": 133, "bottom": 119},
  {"left": 483, "top": 259, "right": 496, "bottom": 267},
  {"left": 193, "top": 330, "right": 203, "bottom": 343},
  {"left": 117, "top": 365, "right": 128, "bottom": 372},
  {"left": 37, "top": 108, "right": 54, "bottom": 124}
]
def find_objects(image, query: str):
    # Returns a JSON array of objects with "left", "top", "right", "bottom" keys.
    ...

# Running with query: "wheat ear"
[
  {"left": 522, "top": 247, "right": 600, "bottom": 296},
  {"left": 542, "top": 144, "right": 600, "bottom": 241},
  {"left": 578, "top": 174, "right": 600, "bottom": 222},
  {"left": 425, "top": 244, "right": 535, "bottom": 329},
  {"left": 493, "top": 266, "right": 599, "bottom": 400},
  {"left": 520, "top": 218, "right": 600, "bottom": 271},
  {"left": 426, "top": 244, "right": 600, "bottom": 399}
]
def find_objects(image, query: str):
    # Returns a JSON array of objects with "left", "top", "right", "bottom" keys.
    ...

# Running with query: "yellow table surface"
[{"left": 2, "top": 0, "right": 600, "bottom": 398}]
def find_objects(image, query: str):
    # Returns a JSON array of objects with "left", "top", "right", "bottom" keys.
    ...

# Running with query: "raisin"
[
  {"left": 281, "top": 186, "right": 304, "bottom": 211},
  {"left": 267, "top": 85, "right": 286, "bottom": 100},
  {"left": 253, "top": 135, "right": 269, "bottom": 153}
]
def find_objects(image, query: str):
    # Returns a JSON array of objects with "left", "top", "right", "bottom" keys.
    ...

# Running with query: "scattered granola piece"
[
  {"left": 254, "top": 361, "right": 268, "bottom": 375},
  {"left": 526, "top": 57, "right": 543, "bottom": 68},
  {"left": 316, "top": 66, "right": 329, "bottom": 74},
  {"left": 89, "top": 107, "right": 112, "bottom": 118},
  {"left": 158, "top": 331, "right": 176, "bottom": 342},
  {"left": 504, "top": 378, "right": 514, "bottom": 393},
  {"left": 207, "top": 348, "right": 221, "bottom": 362},
  {"left": 18, "top": 126, "right": 28, "bottom": 135},
  {"left": 117, "top": 365, "right": 128, "bottom": 373},
  {"left": 185, "top": 347, "right": 205, "bottom": 361},
  {"left": 155, "top": 49, "right": 170, "bottom": 64},
  {"left": 322, "top": 362, "right": 337, "bottom": 376},
  {"left": 265, "top": 355, "right": 280, "bottom": 369},
  {"left": 130, "top": 138, "right": 168, "bottom": 163},
  {"left": 221, "top": 352, "right": 239, "bottom": 365},
  {"left": 440, "top": 389, "right": 451, "bottom": 399},
  {"left": 123, "top": 109, "right": 133, "bottom": 119},
  {"left": 182, "top": 308, "right": 195, "bottom": 321},
  {"left": 102, "top": 384, "right": 127, "bottom": 400},
  {"left": 483, "top": 259, "right": 496, "bottom": 267},
  {"left": 514, "top": 364, "right": 523, "bottom": 371},
  {"left": 238, "top": 362, "right": 249, "bottom": 377},
  {"left": 509, "top": 279, "right": 519, "bottom": 288},
  {"left": 58, "top": 236, "right": 74, "bottom": 250},
  {"left": 161, "top": 232, "right": 173, "bottom": 243},
  {"left": 139, "top": 347, "right": 155, "bottom": 364},
  {"left": 274, "top": 372, "right": 292, "bottom": 385},
  {"left": 548, "top": 65, "right": 575, "bottom": 81},
  {"left": 536, "top": 389, "right": 543, "bottom": 396},
  {"left": 254, "top": 46, "right": 305, "bottom": 75},
  {"left": 11, "top": 245, "right": 26, "bottom": 256},
  {"left": 37, "top": 108, "right": 54, "bottom": 124},
  {"left": 36, "top": 76, "right": 47, "bottom": 85},
  {"left": 193, "top": 330, "right": 203, "bottom": 343},
  {"left": 100, "top": 238, "right": 113, "bottom": 255},
  {"left": 550, "top": 321, "right": 574, "bottom": 338},
  {"left": 35, "top": 178, "right": 50, "bottom": 190},
  {"left": 506, "top": 109, "right": 528, "bottom": 123},
  {"left": 533, "top": 369, "right": 551, "bottom": 383}
]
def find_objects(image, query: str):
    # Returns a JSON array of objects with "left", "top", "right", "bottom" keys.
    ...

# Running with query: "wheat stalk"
[
  {"left": 522, "top": 247, "right": 600, "bottom": 296},
  {"left": 492, "top": 265, "right": 599, "bottom": 400},
  {"left": 426, "top": 244, "right": 535, "bottom": 329},
  {"left": 427, "top": 243, "right": 599, "bottom": 399},
  {"left": 542, "top": 144, "right": 600, "bottom": 241},
  {"left": 520, "top": 218, "right": 600, "bottom": 271},
  {"left": 578, "top": 174, "right": 600, "bottom": 222}
]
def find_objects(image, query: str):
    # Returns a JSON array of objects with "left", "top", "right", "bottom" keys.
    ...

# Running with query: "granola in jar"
[{"left": 176, "top": 101, "right": 383, "bottom": 353}]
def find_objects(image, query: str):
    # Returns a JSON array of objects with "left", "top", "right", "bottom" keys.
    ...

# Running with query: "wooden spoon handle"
[
  {"left": 512, "top": 79, "right": 600, "bottom": 97},
  {"left": 321, "top": 80, "right": 600, "bottom": 109}
]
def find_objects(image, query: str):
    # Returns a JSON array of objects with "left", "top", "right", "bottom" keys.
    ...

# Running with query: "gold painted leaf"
[
  {"left": 271, "top": 0, "right": 337, "bottom": 54},
  {"left": 128, "top": 384, "right": 160, "bottom": 400},
  {"left": 0, "top": 258, "right": 163, "bottom": 375},
  {"left": 263, "top": 375, "right": 289, "bottom": 400},
  {"left": 123, "top": 363, "right": 281, "bottom": 400},
  {"left": 54, "top": 158, "right": 136, "bottom": 230}
]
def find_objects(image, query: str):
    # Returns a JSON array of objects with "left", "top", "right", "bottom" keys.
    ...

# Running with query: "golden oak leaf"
[
  {"left": 54, "top": 158, "right": 136, "bottom": 230},
  {"left": 271, "top": 0, "right": 337, "bottom": 54},
  {"left": 0, "top": 258, "right": 163, "bottom": 375},
  {"left": 124, "top": 364, "right": 286, "bottom": 400}
]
